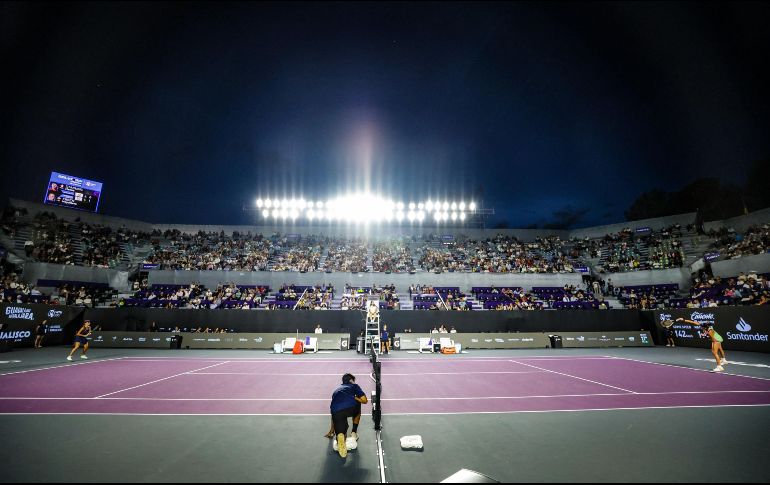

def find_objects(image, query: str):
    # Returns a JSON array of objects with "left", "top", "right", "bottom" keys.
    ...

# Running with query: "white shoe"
[
  {"left": 713, "top": 366, "right": 724, "bottom": 372},
  {"left": 80, "top": 355, "right": 88, "bottom": 360},
  {"left": 66, "top": 356, "right": 73, "bottom": 361},
  {"left": 720, "top": 359, "right": 727, "bottom": 365},
  {"left": 351, "top": 431, "right": 358, "bottom": 441}
]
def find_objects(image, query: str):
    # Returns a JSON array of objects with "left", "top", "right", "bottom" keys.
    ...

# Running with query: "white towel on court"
[{"left": 400, "top": 435, "right": 424, "bottom": 450}]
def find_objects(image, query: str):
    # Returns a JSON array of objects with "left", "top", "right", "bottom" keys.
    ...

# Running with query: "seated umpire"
[{"left": 326, "top": 373, "right": 369, "bottom": 458}]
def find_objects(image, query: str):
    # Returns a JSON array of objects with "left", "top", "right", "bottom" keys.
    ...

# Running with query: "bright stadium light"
[{"left": 254, "top": 192, "right": 479, "bottom": 224}]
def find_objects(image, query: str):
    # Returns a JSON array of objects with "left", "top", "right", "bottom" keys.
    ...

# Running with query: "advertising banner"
[
  {"left": 88, "top": 332, "right": 350, "bottom": 350},
  {"left": 395, "top": 333, "right": 550, "bottom": 350},
  {"left": 557, "top": 331, "right": 654, "bottom": 348},
  {"left": 0, "top": 304, "right": 84, "bottom": 347},
  {"left": 653, "top": 307, "right": 770, "bottom": 352}
]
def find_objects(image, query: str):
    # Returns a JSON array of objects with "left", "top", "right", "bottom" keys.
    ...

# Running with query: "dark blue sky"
[{"left": 2, "top": 2, "right": 769, "bottom": 228}]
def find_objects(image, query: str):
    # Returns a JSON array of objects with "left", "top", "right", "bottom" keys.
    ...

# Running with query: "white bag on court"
[{"left": 400, "top": 435, "right": 424, "bottom": 450}]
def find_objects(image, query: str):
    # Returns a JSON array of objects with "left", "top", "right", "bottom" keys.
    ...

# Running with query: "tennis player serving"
[{"left": 676, "top": 318, "right": 727, "bottom": 372}]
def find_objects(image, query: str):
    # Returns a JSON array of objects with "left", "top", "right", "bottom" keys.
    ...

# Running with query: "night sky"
[{"left": 2, "top": 2, "right": 769, "bottom": 228}]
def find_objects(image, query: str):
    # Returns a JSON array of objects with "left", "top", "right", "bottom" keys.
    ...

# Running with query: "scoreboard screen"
[{"left": 43, "top": 172, "right": 103, "bottom": 212}]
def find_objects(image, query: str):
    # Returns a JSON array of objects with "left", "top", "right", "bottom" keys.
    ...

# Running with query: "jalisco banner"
[
  {"left": 0, "top": 303, "right": 84, "bottom": 347},
  {"left": 653, "top": 307, "right": 770, "bottom": 352}
]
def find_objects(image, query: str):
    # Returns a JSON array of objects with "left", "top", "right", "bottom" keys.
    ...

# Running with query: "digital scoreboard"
[{"left": 43, "top": 172, "right": 103, "bottom": 212}]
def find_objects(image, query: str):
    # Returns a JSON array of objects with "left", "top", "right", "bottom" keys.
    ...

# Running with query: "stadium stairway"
[
  {"left": 682, "top": 229, "right": 712, "bottom": 266},
  {"left": 399, "top": 295, "right": 413, "bottom": 310},
  {"left": 465, "top": 294, "right": 483, "bottom": 311},
  {"left": 317, "top": 247, "right": 330, "bottom": 269},
  {"left": 366, "top": 243, "right": 374, "bottom": 272},
  {"left": 259, "top": 294, "right": 277, "bottom": 309},
  {"left": 68, "top": 223, "right": 83, "bottom": 265},
  {"left": 12, "top": 226, "right": 31, "bottom": 254},
  {"left": 118, "top": 242, "right": 132, "bottom": 268}
]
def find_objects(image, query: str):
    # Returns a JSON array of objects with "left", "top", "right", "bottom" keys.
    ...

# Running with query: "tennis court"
[{"left": 1, "top": 347, "right": 769, "bottom": 482}]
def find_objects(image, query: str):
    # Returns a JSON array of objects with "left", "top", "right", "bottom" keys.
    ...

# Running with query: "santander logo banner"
[
  {"left": 727, "top": 317, "right": 768, "bottom": 342},
  {"left": 736, "top": 318, "right": 751, "bottom": 332}
]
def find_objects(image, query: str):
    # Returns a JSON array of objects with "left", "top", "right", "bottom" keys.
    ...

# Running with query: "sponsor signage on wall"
[
  {"left": 654, "top": 307, "right": 770, "bottom": 352},
  {"left": 557, "top": 331, "right": 653, "bottom": 348},
  {"left": 0, "top": 304, "right": 82, "bottom": 346},
  {"left": 88, "top": 332, "right": 351, "bottom": 350}
]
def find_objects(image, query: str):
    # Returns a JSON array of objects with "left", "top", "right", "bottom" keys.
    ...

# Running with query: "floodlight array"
[{"left": 254, "top": 193, "right": 477, "bottom": 223}]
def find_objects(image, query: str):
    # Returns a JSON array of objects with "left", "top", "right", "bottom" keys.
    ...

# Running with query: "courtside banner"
[
  {"left": 395, "top": 333, "right": 550, "bottom": 350},
  {"left": 653, "top": 307, "right": 770, "bottom": 353},
  {"left": 0, "top": 303, "right": 83, "bottom": 347},
  {"left": 88, "top": 332, "right": 350, "bottom": 350},
  {"left": 558, "top": 331, "right": 653, "bottom": 348}
]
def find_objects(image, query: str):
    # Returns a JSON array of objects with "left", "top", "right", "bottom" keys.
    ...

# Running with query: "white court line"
[
  {"left": 120, "top": 359, "right": 377, "bottom": 364},
  {"left": 118, "top": 356, "right": 614, "bottom": 362},
  {"left": 0, "top": 357, "right": 129, "bottom": 377},
  {"left": 358, "top": 403, "right": 770, "bottom": 416},
  {"left": 609, "top": 356, "right": 770, "bottom": 382},
  {"left": 2, "top": 389, "right": 768, "bottom": 401},
  {"left": 93, "top": 361, "right": 230, "bottom": 399},
  {"left": 509, "top": 359, "right": 637, "bottom": 394},
  {"left": 188, "top": 371, "right": 549, "bottom": 376},
  {"left": 2, "top": 403, "right": 770, "bottom": 417}
]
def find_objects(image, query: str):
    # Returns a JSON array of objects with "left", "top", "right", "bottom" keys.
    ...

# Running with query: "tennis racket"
[{"left": 660, "top": 319, "right": 675, "bottom": 328}]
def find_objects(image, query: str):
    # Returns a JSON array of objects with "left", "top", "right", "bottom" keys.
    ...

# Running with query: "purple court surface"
[{"left": 1, "top": 355, "right": 769, "bottom": 415}]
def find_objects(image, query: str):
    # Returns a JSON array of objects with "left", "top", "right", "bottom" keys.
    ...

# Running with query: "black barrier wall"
[
  {"left": 0, "top": 303, "right": 84, "bottom": 347},
  {"left": 652, "top": 307, "right": 770, "bottom": 353},
  {"left": 83, "top": 308, "right": 648, "bottom": 336}
]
